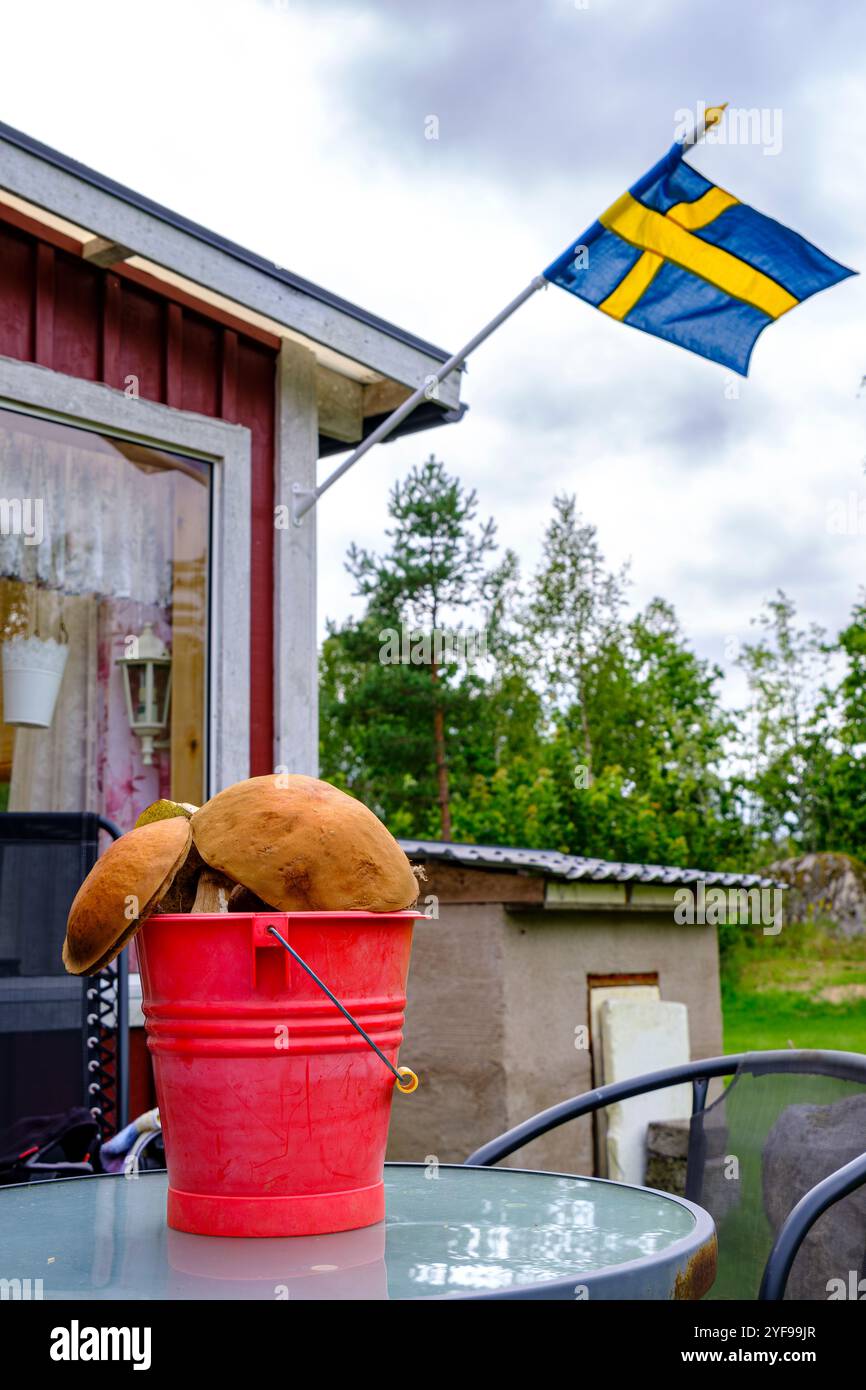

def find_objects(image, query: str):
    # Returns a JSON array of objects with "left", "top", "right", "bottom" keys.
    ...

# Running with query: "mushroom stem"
[
  {"left": 227, "top": 883, "right": 274, "bottom": 913},
  {"left": 191, "top": 868, "right": 236, "bottom": 913}
]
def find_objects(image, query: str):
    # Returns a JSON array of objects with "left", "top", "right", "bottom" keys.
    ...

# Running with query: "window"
[{"left": 0, "top": 407, "right": 209, "bottom": 824}]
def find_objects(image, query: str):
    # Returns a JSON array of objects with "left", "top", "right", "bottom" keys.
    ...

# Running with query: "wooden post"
[
  {"left": 165, "top": 301, "right": 184, "bottom": 408},
  {"left": 34, "top": 243, "right": 55, "bottom": 368},
  {"left": 274, "top": 340, "right": 318, "bottom": 776},
  {"left": 170, "top": 472, "right": 208, "bottom": 806},
  {"left": 101, "top": 272, "right": 122, "bottom": 388}
]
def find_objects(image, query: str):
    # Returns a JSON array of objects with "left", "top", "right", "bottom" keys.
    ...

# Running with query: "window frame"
[{"left": 0, "top": 355, "right": 252, "bottom": 796}]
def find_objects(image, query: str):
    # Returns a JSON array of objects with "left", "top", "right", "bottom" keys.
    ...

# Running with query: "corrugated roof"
[{"left": 398, "top": 838, "right": 778, "bottom": 889}]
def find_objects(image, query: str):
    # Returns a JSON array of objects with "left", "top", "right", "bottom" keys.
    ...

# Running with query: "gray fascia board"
[{"left": 0, "top": 122, "right": 462, "bottom": 404}]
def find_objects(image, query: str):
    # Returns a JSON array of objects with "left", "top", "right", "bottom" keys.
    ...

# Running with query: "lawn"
[
  {"left": 720, "top": 919, "right": 866, "bottom": 1056},
  {"left": 710, "top": 923, "right": 866, "bottom": 1297}
]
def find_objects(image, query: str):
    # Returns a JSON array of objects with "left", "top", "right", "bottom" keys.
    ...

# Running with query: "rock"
[
  {"left": 762, "top": 1092, "right": 866, "bottom": 1300},
  {"left": 766, "top": 851, "right": 866, "bottom": 937},
  {"left": 645, "top": 1118, "right": 744, "bottom": 1221},
  {"left": 647, "top": 1118, "right": 690, "bottom": 1160},
  {"left": 645, "top": 1119, "right": 689, "bottom": 1195}
]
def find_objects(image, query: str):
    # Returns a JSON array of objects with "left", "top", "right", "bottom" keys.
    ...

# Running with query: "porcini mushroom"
[
  {"left": 63, "top": 817, "right": 193, "bottom": 975},
  {"left": 133, "top": 798, "right": 237, "bottom": 912},
  {"left": 191, "top": 774, "right": 419, "bottom": 912},
  {"left": 134, "top": 798, "right": 198, "bottom": 827}
]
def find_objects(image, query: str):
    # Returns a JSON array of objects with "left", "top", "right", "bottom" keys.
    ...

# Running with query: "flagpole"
[
  {"left": 292, "top": 274, "right": 547, "bottom": 523},
  {"left": 292, "top": 103, "right": 727, "bottom": 523}
]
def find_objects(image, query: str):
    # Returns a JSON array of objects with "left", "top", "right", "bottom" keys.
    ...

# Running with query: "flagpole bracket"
[
  {"left": 291, "top": 481, "right": 317, "bottom": 527},
  {"left": 289, "top": 274, "right": 546, "bottom": 524}
]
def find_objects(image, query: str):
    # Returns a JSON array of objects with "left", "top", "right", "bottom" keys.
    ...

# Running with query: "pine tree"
[{"left": 343, "top": 455, "right": 498, "bottom": 840}]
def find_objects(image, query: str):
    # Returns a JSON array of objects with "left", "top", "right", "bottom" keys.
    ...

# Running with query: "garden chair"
[
  {"left": 465, "top": 1050, "right": 866, "bottom": 1300},
  {"left": 0, "top": 812, "right": 127, "bottom": 1141}
]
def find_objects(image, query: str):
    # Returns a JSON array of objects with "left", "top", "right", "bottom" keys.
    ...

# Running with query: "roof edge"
[
  {"left": 0, "top": 120, "right": 454, "bottom": 366},
  {"left": 398, "top": 837, "right": 781, "bottom": 890}
]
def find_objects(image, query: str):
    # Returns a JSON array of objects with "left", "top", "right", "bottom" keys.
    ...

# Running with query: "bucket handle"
[{"left": 266, "top": 925, "right": 419, "bottom": 1095}]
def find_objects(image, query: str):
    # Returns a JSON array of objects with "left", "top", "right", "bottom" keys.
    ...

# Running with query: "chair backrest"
[
  {"left": 0, "top": 812, "right": 101, "bottom": 976},
  {"left": 0, "top": 812, "right": 127, "bottom": 1142},
  {"left": 465, "top": 1049, "right": 866, "bottom": 1300},
  {"left": 686, "top": 1052, "right": 866, "bottom": 1300}
]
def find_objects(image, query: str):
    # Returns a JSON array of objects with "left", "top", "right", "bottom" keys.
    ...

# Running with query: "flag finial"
[{"left": 703, "top": 103, "right": 728, "bottom": 132}]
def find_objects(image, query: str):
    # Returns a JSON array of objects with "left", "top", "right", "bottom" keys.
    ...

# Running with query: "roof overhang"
[
  {"left": 0, "top": 121, "right": 465, "bottom": 451},
  {"left": 400, "top": 838, "right": 779, "bottom": 891}
]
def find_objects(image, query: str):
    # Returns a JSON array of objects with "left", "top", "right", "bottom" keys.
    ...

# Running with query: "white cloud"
[{"left": 1, "top": 0, "right": 863, "bottom": 710}]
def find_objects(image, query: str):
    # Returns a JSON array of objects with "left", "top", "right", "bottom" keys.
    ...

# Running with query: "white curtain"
[
  {"left": 0, "top": 418, "right": 175, "bottom": 605},
  {"left": 0, "top": 413, "right": 182, "bottom": 816}
]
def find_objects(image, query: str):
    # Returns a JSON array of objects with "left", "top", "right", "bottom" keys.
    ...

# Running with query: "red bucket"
[{"left": 137, "top": 910, "right": 419, "bottom": 1238}]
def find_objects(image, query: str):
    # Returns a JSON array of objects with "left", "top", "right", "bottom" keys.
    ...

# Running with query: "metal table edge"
[
  {"left": 0, "top": 1163, "right": 718, "bottom": 1302},
  {"left": 411, "top": 1163, "right": 718, "bottom": 1301}
]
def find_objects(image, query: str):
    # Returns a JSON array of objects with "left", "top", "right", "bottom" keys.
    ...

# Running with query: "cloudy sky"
[{"left": 3, "top": 0, "right": 864, "bottom": 698}]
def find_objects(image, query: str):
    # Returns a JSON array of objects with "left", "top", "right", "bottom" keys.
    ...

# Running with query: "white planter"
[{"left": 2, "top": 636, "right": 69, "bottom": 728}]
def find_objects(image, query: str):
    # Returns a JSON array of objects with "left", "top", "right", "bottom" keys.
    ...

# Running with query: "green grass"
[
  {"left": 707, "top": 922, "right": 866, "bottom": 1298},
  {"left": 723, "top": 992, "right": 866, "bottom": 1055},
  {"left": 705, "top": 1069, "right": 863, "bottom": 1299},
  {"left": 720, "top": 919, "right": 866, "bottom": 1056}
]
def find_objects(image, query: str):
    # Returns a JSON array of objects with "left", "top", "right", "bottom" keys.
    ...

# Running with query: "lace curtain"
[
  {"left": 0, "top": 417, "right": 175, "bottom": 608},
  {"left": 1, "top": 414, "right": 177, "bottom": 821}
]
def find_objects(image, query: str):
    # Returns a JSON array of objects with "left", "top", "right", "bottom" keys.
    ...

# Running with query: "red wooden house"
[{"left": 0, "top": 121, "right": 464, "bottom": 1124}]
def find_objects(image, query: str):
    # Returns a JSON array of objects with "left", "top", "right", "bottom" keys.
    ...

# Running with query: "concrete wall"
[
  {"left": 387, "top": 902, "right": 509, "bottom": 1165},
  {"left": 387, "top": 902, "right": 723, "bottom": 1175}
]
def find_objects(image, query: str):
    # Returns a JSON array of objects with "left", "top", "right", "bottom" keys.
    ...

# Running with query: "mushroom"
[
  {"left": 134, "top": 798, "right": 199, "bottom": 827},
  {"left": 226, "top": 883, "right": 273, "bottom": 913},
  {"left": 191, "top": 774, "right": 419, "bottom": 913},
  {"left": 190, "top": 866, "right": 237, "bottom": 913},
  {"left": 63, "top": 775, "right": 418, "bottom": 975},
  {"left": 63, "top": 817, "right": 193, "bottom": 975},
  {"left": 132, "top": 798, "right": 236, "bottom": 912}
]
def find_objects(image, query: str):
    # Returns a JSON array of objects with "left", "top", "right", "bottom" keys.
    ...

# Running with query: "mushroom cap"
[
  {"left": 191, "top": 774, "right": 418, "bottom": 912},
  {"left": 135, "top": 798, "right": 198, "bottom": 828},
  {"left": 63, "top": 817, "right": 193, "bottom": 975}
]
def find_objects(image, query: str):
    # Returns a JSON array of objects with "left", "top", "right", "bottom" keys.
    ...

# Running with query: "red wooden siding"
[
  {"left": 0, "top": 224, "right": 33, "bottom": 361},
  {"left": 0, "top": 212, "right": 277, "bottom": 777},
  {"left": 54, "top": 251, "right": 101, "bottom": 380}
]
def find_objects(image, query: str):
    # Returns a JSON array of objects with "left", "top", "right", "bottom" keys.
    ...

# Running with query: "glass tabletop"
[{"left": 0, "top": 1164, "right": 715, "bottom": 1300}]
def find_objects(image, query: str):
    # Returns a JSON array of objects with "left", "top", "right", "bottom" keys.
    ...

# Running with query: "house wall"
[
  {"left": 386, "top": 898, "right": 723, "bottom": 1175},
  {"left": 0, "top": 208, "right": 277, "bottom": 776}
]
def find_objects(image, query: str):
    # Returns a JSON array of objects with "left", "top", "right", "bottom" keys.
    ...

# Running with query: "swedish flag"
[{"left": 544, "top": 141, "right": 853, "bottom": 375}]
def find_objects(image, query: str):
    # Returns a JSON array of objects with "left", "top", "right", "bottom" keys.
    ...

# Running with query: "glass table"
[{"left": 0, "top": 1164, "right": 716, "bottom": 1300}]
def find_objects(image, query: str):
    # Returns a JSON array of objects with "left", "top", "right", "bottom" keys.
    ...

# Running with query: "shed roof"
[{"left": 399, "top": 838, "right": 777, "bottom": 890}]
